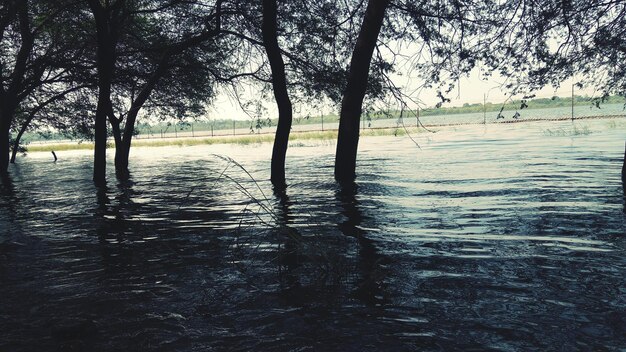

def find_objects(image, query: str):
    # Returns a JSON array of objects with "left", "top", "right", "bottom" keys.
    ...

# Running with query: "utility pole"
[
  {"left": 233, "top": 120, "right": 235, "bottom": 135},
  {"left": 191, "top": 124, "right": 194, "bottom": 137},
  {"left": 571, "top": 84, "right": 575, "bottom": 122},
  {"left": 483, "top": 93, "right": 487, "bottom": 124},
  {"left": 417, "top": 108, "right": 420, "bottom": 127},
  {"left": 321, "top": 113, "right": 324, "bottom": 132}
]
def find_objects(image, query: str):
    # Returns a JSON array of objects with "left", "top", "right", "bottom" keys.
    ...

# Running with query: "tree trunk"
[
  {"left": 0, "top": 120, "right": 9, "bottom": 174},
  {"left": 114, "top": 137, "right": 130, "bottom": 180},
  {"left": 114, "top": 142, "right": 130, "bottom": 179},
  {"left": 262, "top": 0, "right": 293, "bottom": 188},
  {"left": 89, "top": 0, "right": 116, "bottom": 185},
  {"left": 93, "top": 73, "right": 113, "bottom": 185},
  {"left": 112, "top": 57, "right": 168, "bottom": 179},
  {"left": 115, "top": 109, "right": 139, "bottom": 179},
  {"left": 0, "top": 1, "right": 34, "bottom": 174},
  {"left": 93, "top": 97, "right": 108, "bottom": 185},
  {"left": 0, "top": 104, "right": 17, "bottom": 174},
  {"left": 109, "top": 117, "right": 130, "bottom": 179},
  {"left": 112, "top": 102, "right": 148, "bottom": 179},
  {"left": 334, "top": 0, "right": 389, "bottom": 183},
  {"left": 9, "top": 119, "right": 29, "bottom": 164}
]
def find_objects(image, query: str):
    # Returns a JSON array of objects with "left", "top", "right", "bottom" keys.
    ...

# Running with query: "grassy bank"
[
  {"left": 135, "top": 94, "right": 625, "bottom": 134},
  {"left": 25, "top": 127, "right": 430, "bottom": 153}
]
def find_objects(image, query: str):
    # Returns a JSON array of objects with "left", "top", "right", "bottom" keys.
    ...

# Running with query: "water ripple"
[{"left": 1, "top": 119, "right": 625, "bottom": 351}]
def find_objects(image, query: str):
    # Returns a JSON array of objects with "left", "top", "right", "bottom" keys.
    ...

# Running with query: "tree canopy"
[{"left": 0, "top": 0, "right": 623, "bottom": 183}]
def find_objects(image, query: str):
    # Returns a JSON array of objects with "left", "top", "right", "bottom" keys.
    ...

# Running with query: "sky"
[
  {"left": 203, "top": 27, "right": 604, "bottom": 122},
  {"left": 207, "top": 69, "right": 593, "bottom": 121}
]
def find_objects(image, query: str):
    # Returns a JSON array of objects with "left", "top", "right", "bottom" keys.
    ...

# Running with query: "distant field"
[
  {"left": 23, "top": 114, "right": 626, "bottom": 153},
  {"left": 24, "top": 126, "right": 435, "bottom": 152},
  {"left": 18, "top": 95, "right": 626, "bottom": 144}
]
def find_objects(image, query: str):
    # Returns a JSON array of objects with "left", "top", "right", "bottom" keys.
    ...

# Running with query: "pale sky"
[{"left": 207, "top": 68, "right": 591, "bottom": 121}]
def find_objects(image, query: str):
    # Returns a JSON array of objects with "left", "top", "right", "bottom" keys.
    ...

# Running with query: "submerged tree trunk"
[
  {"left": 114, "top": 141, "right": 130, "bottom": 178},
  {"left": 112, "top": 79, "right": 160, "bottom": 179},
  {"left": 334, "top": 0, "right": 389, "bottom": 183},
  {"left": 108, "top": 117, "right": 128, "bottom": 178},
  {"left": 0, "top": 117, "right": 9, "bottom": 174},
  {"left": 89, "top": 0, "right": 117, "bottom": 185},
  {"left": 93, "top": 96, "right": 109, "bottom": 185},
  {"left": 113, "top": 113, "right": 134, "bottom": 179},
  {"left": 0, "top": 103, "right": 18, "bottom": 173},
  {"left": 109, "top": 45, "right": 175, "bottom": 179},
  {"left": 262, "top": 0, "right": 293, "bottom": 188},
  {"left": 9, "top": 119, "right": 28, "bottom": 164}
]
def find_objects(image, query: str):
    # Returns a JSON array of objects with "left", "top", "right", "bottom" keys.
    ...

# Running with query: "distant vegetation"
[
  {"left": 415, "top": 95, "right": 625, "bottom": 116},
  {"left": 25, "top": 126, "right": 434, "bottom": 152},
  {"left": 18, "top": 94, "right": 624, "bottom": 145},
  {"left": 542, "top": 125, "right": 593, "bottom": 137},
  {"left": 136, "top": 94, "right": 624, "bottom": 133}
]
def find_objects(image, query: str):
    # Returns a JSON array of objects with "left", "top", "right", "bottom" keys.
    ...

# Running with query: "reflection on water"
[
  {"left": 1, "top": 119, "right": 625, "bottom": 351},
  {"left": 337, "top": 183, "right": 387, "bottom": 305}
]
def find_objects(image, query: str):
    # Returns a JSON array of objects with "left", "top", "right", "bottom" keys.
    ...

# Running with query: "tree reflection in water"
[
  {"left": 336, "top": 182, "right": 388, "bottom": 305},
  {"left": 1, "top": 137, "right": 624, "bottom": 351},
  {"left": 273, "top": 186, "right": 304, "bottom": 292}
]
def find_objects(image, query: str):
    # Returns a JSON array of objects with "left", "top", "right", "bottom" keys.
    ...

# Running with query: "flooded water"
[{"left": 1, "top": 119, "right": 625, "bottom": 351}]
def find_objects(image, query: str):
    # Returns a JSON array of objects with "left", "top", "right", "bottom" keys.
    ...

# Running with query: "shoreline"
[{"left": 22, "top": 114, "right": 626, "bottom": 153}]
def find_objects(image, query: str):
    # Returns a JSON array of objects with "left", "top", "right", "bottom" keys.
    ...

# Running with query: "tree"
[
  {"left": 9, "top": 84, "right": 92, "bottom": 164},
  {"left": 85, "top": 0, "right": 116, "bottom": 184},
  {"left": 216, "top": 0, "right": 363, "bottom": 186},
  {"left": 0, "top": 1, "right": 31, "bottom": 174},
  {"left": 0, "top": 1, "right": 42, "bottom": 174},
  {"left": 477, "top": 0, "right": 626, "bottom": 189},
  {"left": 334, "top": 0, "right": 389, "bottom": 183},
  {"left": 0, "top": 0, "right": 89, "bottom": 174},
  {"left": 482, "top": 0, "right": 626, "bottom": 99},
  {"left": 261, "top": 0, "right": 292, "bottom": 188},
  {"left": 87, "top": 0, "right": 224, "bottom": 182},
  {"left": 9, "top": 0, "right": 95, "bottom": 164},
  {"left": 333, "top": 0, "right": 505, "bottom": 182}
]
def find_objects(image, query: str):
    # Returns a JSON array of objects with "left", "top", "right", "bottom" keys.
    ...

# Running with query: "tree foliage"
[
  {"left": 480, "top": 0, "right": 626, "bottom": 100},
  {"left": 1, "top": 0, "right": 623, "bottom": 183}
]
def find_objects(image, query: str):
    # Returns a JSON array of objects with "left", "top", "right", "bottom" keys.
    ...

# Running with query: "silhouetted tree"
[
  {"left": 217, "top": 0, "right": 367, "bottom": 186},
  {"left": 478, "top": 0, "right": 626, "bottom": 190},
  {"left": 87, "top": 0, "right": 224, "bottom": 182},
  {"left": 335, "top": 0, "right": 389, "bottom": 183},
  {"left": 333, "top": 0, "right": 507, "bottom": 182},
  {"left": 262, "top": 0, "right": 292, "bottom": 188},
  {"left": 0, "top": 1, "right": 82, "bottom": 174},
  {"left": 10, "top": 84, "right": 92, "bottom": 163},
  {"left": 482, "top": 0, "right": 625, "bottom": 99}
]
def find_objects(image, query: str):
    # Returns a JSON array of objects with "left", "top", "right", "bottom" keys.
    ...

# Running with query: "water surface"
[{"left": 1, "top": 119, "right": 625, "bottom": 351}]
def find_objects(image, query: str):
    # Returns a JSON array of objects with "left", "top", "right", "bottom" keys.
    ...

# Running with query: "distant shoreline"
[{"left": 22, "top": 114, "right": 626, "bottom": 153}]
